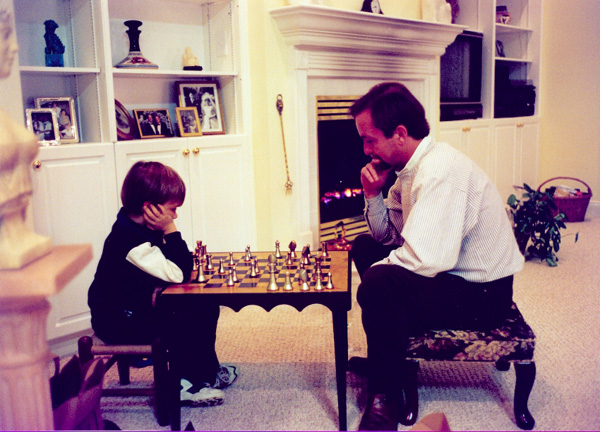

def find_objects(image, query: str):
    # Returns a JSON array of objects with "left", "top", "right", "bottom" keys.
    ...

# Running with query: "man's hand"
[
  {"left": 361, "top": 161, "right": 393, "bottom": 199},
  {"left": 143, "top": 203, "right": 177, "bottom": 234}
]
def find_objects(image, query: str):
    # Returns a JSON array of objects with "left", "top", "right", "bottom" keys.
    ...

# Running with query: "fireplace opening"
[{"left": 317, "top": 96, "right": 394, "bottom": 245}]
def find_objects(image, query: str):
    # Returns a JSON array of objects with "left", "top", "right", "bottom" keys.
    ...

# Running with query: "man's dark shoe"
[
  {"left": 358, "top": 393, "right": 399, "bottom": 431},
  {"left": 348, "top": 356, "right": 369, "bottom": 376}
]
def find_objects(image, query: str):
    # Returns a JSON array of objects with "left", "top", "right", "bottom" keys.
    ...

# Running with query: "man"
[{"left": 349, "top": 82, "right": 524, "bottom": 430}]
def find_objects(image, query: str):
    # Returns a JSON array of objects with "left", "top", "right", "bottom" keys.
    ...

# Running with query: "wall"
[
  {"left": 248, "top": 0, "right": 422, "bottom": 250},
  {"left": 539, "top": 1, "right": 600, "bottom": 207}
]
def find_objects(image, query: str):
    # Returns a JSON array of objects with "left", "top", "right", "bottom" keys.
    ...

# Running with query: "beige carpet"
[{"left": 95, "top": 213, "right": 600, "bottom": 431}]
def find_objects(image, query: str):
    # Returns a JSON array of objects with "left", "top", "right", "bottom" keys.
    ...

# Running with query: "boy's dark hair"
[
  {"left": 349, "top": 82, "right": 430, "bottom": 139},
  {"left": 121, "top": 161, "right": 186, "bottom": 215}
]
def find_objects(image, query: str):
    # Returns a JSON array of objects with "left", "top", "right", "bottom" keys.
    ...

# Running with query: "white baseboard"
[{"left": 585, "top": 200, "right": 600, "bottom": 219}]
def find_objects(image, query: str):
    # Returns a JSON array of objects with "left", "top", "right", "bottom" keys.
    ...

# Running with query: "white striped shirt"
[{"left": 365, "top": 136, "right": 524, "bottom": 282}]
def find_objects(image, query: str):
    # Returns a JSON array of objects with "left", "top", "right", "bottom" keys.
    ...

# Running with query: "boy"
[{"left": 88, "top": 161, "right": 238, "bottom": 406}]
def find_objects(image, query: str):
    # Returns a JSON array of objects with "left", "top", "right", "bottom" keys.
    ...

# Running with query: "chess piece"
[
  {"left": 267, "top": 270, "right": 279, "bottom": 292},
  {"left": 231, "top": 266, "right": 239, "bottom": 283},
  {"left": 289, "top": 240, "right": 297, "bottom": 258},
  {"left": 182, "top": 46, "right": 202, "bottom": 71},
  {"left": 314, "top": 273, "right": 324, "bottom": 291},
  {"left": 228, "top": 252, "right": 235, "bottom": 266},
  {"left": 326, "top": 271, "right": 334, "bottom": 289},
  {"left": 227, "top": 269, "right": 235, "bottom": 287},
  {"left": 301, "top": 245, "right": 311, "bottom": 265},
  {"left": 244, "top": 245, "right": 252, "bottom": 262},
  {"left": 115, "top": 20, "right": 158, "bottom": 68},
  {"left": 283, "top": 272, "right": 294, "bottom": 291},
  {"left": 196, "top": 263, "right": 208, "bottom": 283},
  {"left": 43, "top": 20, "right": 64, "bottom": 67},
  {"left": 250, "top": 258, "right": 260, "bottom": 278},
  {"left": 218, "top": 258, "right": 226, "bottom": 274},
  {"left": 0, "top": 9, "right": 52, "bottom": 269},
  {"left": 275, "top": 240, "right": 282, "bottom": 259},
  {"left": 321, "top": 241, "right": 329, "bottom": 258},
  {"left": 299, "top": 269, "right": 310, "bottom": 291},
  {"left": 205, "top": 254, "right": 213, "bottom": 271},
  {"left": 285, "top": 252, "right": 293, "bottom": 266}
]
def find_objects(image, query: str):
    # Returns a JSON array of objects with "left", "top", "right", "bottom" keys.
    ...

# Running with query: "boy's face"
[{"left": 160, "top": 200, "right": 181, "bottom": 220}]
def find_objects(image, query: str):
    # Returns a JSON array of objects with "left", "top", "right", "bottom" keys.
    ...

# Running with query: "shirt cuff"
[{"left": 365, "top": 193, "right": 385, "bottom": 214}]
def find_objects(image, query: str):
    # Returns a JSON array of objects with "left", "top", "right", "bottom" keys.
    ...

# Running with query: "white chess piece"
[{"left": 0, "top": 7, "right": 52, "bottom": 269}]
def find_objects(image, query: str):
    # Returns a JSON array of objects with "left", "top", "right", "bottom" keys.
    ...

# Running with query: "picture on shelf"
[
  {"left": 115, "top": 100, "right": 137, "bottom": 140},
  {"left": 133, "top": 109, "right": 174, "bottom": 139},
  {"left": 176, "top": 80, "right": 225, "bottom": 135},
  {"left": 496, "top": 40, "right": 505, "bottom": 57},
  {"left": 36, "top": 97, "right": 79, "bottom": 143},
  {"left": 25, "top": 108, "right": 60, "bottom": 145},
  {"left": 176, "top": 107, "right": 202, "bottom": 137}
]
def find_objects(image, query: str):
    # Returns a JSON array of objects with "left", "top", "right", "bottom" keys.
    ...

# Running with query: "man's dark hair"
[
  {"left": 349, "top": 82, "right": 430, "bottom": 139},
  {"left": 121, "top": 161, "right": 186, "bottom": 215}
]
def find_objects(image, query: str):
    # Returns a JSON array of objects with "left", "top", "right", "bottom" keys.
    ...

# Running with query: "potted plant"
[{"left": 507, "top": 183, "right": 575, "bottom": 267}]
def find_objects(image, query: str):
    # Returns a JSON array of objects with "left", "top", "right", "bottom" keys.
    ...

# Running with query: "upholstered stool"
[
  {"left": 77, "top": 335, "right": 169, "bottom": 426},
  {"left": 404, "top": 302, "right": 536, "bottom": 430}
]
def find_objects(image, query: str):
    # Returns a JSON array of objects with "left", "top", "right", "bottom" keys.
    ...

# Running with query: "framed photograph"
[
  {"left": 176, "top": 80, "right": 225, "bottom": 135},
  {"left": 35, "top": 97, "right": 79, "bottom": 143},
  {"left": 115, "top": 99, "right": 137, "bottom": 140},
  {"left": 496, "top": 40, "right": 506, "bottom": 57},
  {"left": 361, "top": 0, "right": 383, "bottom": 14},
  {"left": 133, "top": 109, "right": 174, "bottom": 139},
  {"left": 25, "top": 108, "right": 60, "bottom": 146},
  {"left": 176, "top": 107, "right": 202, "bottom": 137}
]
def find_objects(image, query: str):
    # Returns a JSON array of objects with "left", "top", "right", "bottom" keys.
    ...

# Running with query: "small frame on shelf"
[
  {"left": 176, "top": 107, "right": 202, "bottom": 137},
  {"left": 35, "top": 97, "right": 79, "bottom": 143},
  {"left": 25, "top": 108, "right": 60, "bottom": 146},
  {"left": 176, "top": 80, "right": 225, "bottom": 135},
  {"left": 133, "top": 108, "right": 174, "bottom": 139},
  {"left": 361, "top": 0, "right": 383, "bottom": 14},
  {"left": 115, "top": 100, "right": 137, "bottom": 140},
  {"left": 496, "top": 40, "right": 506, "bottom": 58}
]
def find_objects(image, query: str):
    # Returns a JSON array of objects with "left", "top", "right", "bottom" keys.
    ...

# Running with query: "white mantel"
[{"left": 270, "top": 5, "right": 465, "bottom": 247}]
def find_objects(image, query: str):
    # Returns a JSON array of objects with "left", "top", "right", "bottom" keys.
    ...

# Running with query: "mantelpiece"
[{"left": 270, "top": 5, "right": 465, "bottom": 248}]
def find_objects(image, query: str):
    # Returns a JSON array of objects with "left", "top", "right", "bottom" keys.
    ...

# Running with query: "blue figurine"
[{"left": 44, "top": 19, "right": 65, "bottom": 67}]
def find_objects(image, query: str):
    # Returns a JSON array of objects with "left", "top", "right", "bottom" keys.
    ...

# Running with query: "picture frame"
[
  {"left": 361, "top": 0, "right": 383, "bottom": 14},
  {"left": 496, "top": 40, "right": 506, "bottom": 57},
  {"left": 175, "top": 107, "right": 203, "bottom": 137},
  {"left": 133, "top": 108, "right": 175, "bottom": 139},
  {"left": 35, "top": 97, "right": 79, "bottom": 143},
  {"left": 176, "top": 80, "right": 225, "bottom": 135},
  {"left": 115, "top": 99, "right": 137, "bottom": 140},
  {"left": 25, "top": 108, "right": 60, "bottom": 146}
]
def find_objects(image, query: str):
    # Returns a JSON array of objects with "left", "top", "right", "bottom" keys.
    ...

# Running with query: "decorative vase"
[{"left": 115, "top": 20, "right": 158, "bottom": 69}]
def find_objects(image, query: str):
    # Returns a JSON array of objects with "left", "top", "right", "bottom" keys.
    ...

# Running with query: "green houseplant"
[{"left": 507, "top": 183, "right": 575, "bottom": 267}]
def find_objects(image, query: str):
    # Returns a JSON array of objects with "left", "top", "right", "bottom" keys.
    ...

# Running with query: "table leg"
[{"left": 332, "top": 308, "right": 348, "bottom": 431}]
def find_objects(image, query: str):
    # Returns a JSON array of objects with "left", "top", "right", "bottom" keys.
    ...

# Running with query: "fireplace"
[{"left": 270, "top": 5, "right": 464, "bottom": 248}]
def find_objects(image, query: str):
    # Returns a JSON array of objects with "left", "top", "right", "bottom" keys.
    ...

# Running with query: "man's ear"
[{"left": 393, "top": 125, "right": 408, "bottom": 143}]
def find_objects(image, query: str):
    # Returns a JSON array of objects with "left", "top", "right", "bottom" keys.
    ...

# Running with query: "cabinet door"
[
  {"left": 30, "top": 144, "right": 119, "bottom": 341},
  {"left": 493, "top": 121, "right": 519, "bottom": 202},
  {"left": 439, "top": 121, "right": 492, "bottom": 178},
  {"left": 517, "top": 120, "right": 539, "bottom": 188},
  {"left": 114, "top": 139, "right": 194, "bottom": 249}
]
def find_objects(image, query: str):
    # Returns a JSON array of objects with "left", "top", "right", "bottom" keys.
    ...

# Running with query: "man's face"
[{"left": 355, "top": 110, "right": 398, "bottom": 171}]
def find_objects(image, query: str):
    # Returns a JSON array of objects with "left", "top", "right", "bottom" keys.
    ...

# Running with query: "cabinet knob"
[
  {"left": 32, "top": 160, "right": 42, "bottom": 169},
  {"left": 182, "top": 148, "right": 190, "bottom": 156},
  {"left": 192, "top": 147, "right": 200, "bottom": 155},
  {"left": 517, "top": 122, "right": 525, "bottom": 128},
  {"left": 462, "top": 126, "right": 471, "bottom": 132}
]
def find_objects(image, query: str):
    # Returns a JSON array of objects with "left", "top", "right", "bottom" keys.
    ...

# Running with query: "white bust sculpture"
[{"left": 0, "top": 6, "right": 51, "bottom": 269}]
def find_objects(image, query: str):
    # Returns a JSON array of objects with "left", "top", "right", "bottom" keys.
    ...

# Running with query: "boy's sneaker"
[
  {"left": 180, "top": 378, "right": 224, "bottom": 407},
  {"left": 213, "top": 363, "right": 239, "bottom": 389}
]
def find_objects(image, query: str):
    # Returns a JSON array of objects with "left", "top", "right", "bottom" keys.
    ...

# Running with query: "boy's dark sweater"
[{"left": 88, "top": 208, "right": 192, "bottom": 339}]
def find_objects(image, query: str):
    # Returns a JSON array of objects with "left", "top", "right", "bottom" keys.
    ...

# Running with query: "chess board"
[{"left": 167, "top": 250, "right": 350, "bottom": 294}]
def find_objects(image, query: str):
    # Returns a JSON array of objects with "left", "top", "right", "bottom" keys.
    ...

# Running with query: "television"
[{"left": 440, "top": 30, "right": 483, "bottom": 121}]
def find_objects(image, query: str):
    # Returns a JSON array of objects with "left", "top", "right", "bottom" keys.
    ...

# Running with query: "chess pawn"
[
  {"left": 314, "top": 273, "right": 324, "bottom": 291},
  {"left": 244, "top": 245, "right": 252, "bottom": 262},
  {"left": 196, "top": 264, "right": 208, "bottom": 283},
  {"left": 218, "top": 258, "right": 226, "bottom": 274},
  {"left": 205, "top": 254, "right": 214, "bottom": 271},
  {"left": 228, "top": 252, "right": 235, "bottom": 266},
  {"left": 227, "top": 269, "right": 235, "bottom": 287},
  {"left": 283, "top": 272, "right": 294, "bottom": 291},
  {"left": 321, "top": 241, "right": 329, "bottom": 258},
  {"left": 267, "top": 270, "right": 279, "bottom": 292},
  {"left": 250, "top": 258, "right": 260, "bottom": 278},
  {"left": 326, "top": 271, "right": 334, "bottom": 289},
  {"left": 289, "top": 240, "right": 297, "bottom": 258},
  {"left": 231, "top": 266, "right": 239, "bottom": 283},
  {"left": 299, "top": 269, "right": 310, "bottom": 292},
  {"left": 285, "top": 252, "right": 293, "bottom": 266},
  {"left": 275, "top": 240, "right": 282, "bottom": 259}
]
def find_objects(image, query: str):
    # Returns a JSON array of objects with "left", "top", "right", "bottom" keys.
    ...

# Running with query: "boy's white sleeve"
[{"left": 126, "top": 242, "right": 184, "bottom": 283}]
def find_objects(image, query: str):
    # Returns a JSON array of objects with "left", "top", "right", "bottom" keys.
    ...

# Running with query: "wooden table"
[{"left": 159, "top": 250, "right": 352, "bottom": 430}]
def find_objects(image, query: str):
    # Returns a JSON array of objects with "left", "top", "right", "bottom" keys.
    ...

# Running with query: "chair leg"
[
  {"left": 78, "top": 336, "right": 94, "bottom": 364},
  {"left": 514, "top": 361, "right": 536, "bottom": 430},
  {"left": 117, "top": 357, "right": 131, "bottom": 385},
  {"left": 495, "top": 359, "right": 510, "bottom": 371},
  {"left": 400, "top": 360, "right": 419, "bottom": 426},
  {"left": 153, "top": 338, "right": 170, "bottom": 427}
]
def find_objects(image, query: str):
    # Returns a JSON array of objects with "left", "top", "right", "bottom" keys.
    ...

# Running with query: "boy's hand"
[{"left": 143, "top": 204, "right": 177, "bottom": 234}]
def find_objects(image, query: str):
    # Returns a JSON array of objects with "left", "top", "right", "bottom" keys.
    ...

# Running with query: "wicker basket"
[{"left": 538, "top": 177, "right": 592, "bottom": 222}]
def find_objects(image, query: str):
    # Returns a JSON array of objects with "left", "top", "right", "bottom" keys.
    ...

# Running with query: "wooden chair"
[
  {"left": 77, "top": 335, "right": 169, "bottom": 426},
  {"left": 403, "top": 302, "right": 536, "bottom": 430}
]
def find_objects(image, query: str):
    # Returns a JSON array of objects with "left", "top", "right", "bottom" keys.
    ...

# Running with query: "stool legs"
[
  {"left": 400, "top": 360, "right": 419, "bottom": 426},
  {"left": 153, "top": 338, "right": 170, "bottom": 427},
  {"left": 514, "top": 361, "right": 536, "bottom": 430}
]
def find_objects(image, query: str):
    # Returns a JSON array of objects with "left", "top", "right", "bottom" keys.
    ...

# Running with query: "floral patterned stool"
[{"left": 404, "top": 302, "right": 536, "bottom": 430}]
